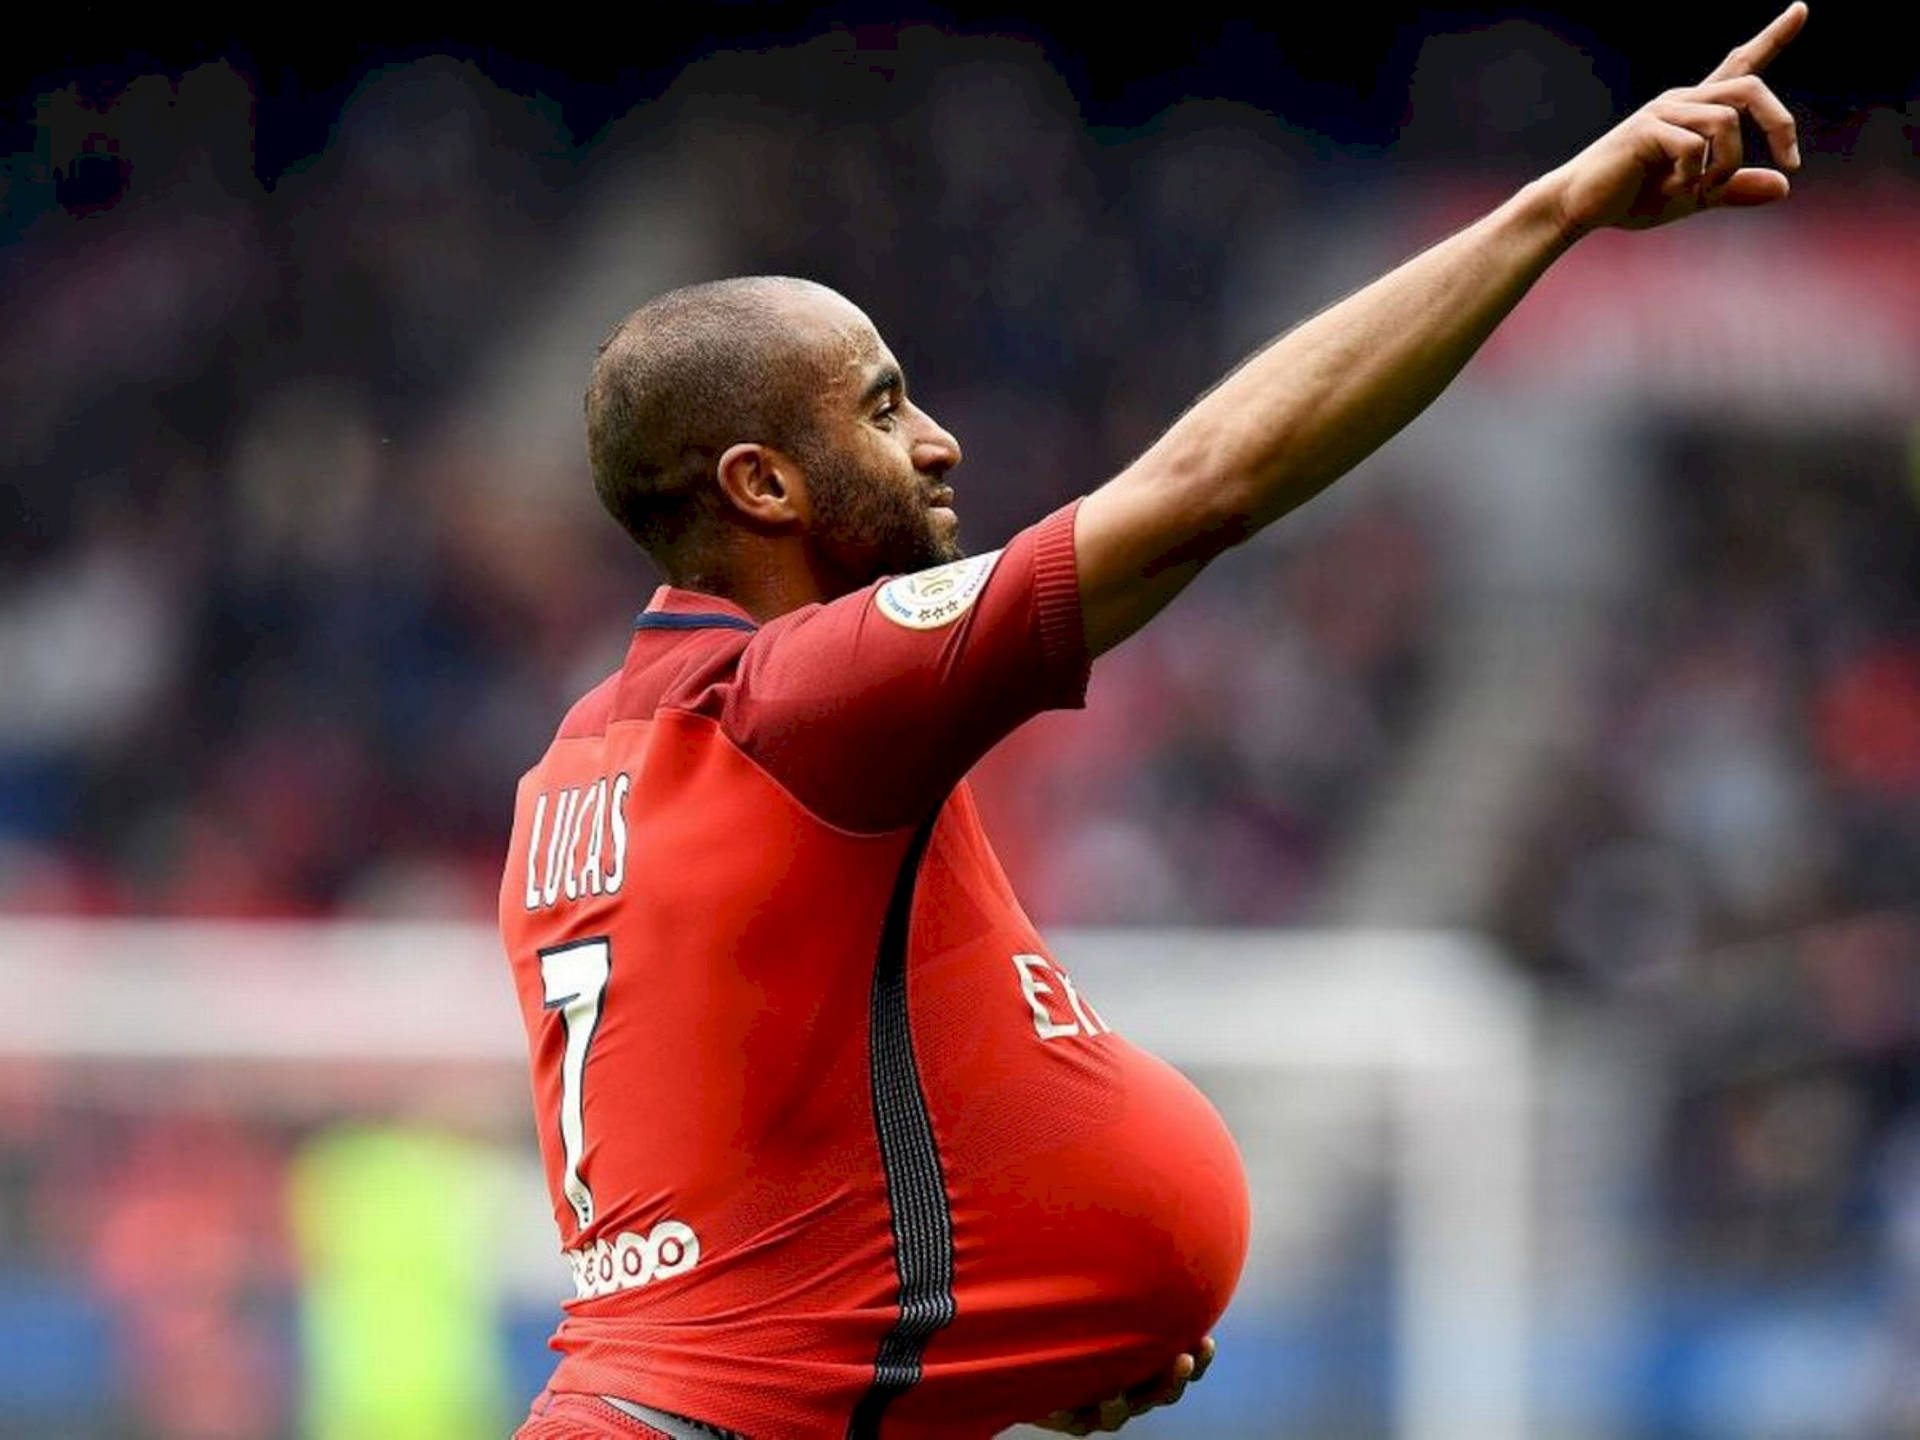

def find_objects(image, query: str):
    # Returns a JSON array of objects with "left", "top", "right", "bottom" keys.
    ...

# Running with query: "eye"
[{"left": 873, "top": 402, "right": 898, "bottom": 428}]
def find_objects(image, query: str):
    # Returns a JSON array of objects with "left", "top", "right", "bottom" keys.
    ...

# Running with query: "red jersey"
[{"left": 498, "top": 504, "right": 1249, "bottom": 1439}]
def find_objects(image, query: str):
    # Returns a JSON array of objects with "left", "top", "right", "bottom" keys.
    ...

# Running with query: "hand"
[
  {"left": 1548, "top": 3, "right": 1806, "bottom": 236},
  {"left": 1030, "top": 1337, "right": 1216, "bottom": 1435}
]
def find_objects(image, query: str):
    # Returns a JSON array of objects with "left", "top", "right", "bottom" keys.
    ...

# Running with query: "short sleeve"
[{"left": 715, "top": 501, "right": 1088, "bottom": 833}]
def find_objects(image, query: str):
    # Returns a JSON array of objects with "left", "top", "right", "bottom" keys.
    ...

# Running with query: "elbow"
[
  {"left": 1134, "top": 451, "right": 1263, "bottom": 569},
  {"left": 1148, "top": 419, "right": 1295, "bottom": 546},
  {"left": 1187, "top": 498, "right": 1261, "bottom": 560},
  {"left": 1176, "top": 437, "right": 1272, "bottom": 545}
]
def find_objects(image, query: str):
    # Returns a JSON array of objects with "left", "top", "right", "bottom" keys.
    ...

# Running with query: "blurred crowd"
[
  {"left": 1494, "top": 426, "right": 1920, "bottom": 1429},
  {"left": 2, "top": 59, "right": 589, "bottom": 919},
  {"left": 1501, "top": 428, "right": 1920, "bottom": 993},
  {"left": 0, "top": 43, "right": 1441, "bottom": 926}
]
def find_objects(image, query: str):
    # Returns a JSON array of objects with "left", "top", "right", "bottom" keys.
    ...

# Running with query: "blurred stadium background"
[{"left": 2, "top": 5, "right": 1916, "bottom": 1436}]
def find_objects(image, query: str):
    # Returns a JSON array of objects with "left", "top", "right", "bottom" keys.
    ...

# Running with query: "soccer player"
[{"left": 500, "top": 9, "right": 1807, "bottom": 1436}]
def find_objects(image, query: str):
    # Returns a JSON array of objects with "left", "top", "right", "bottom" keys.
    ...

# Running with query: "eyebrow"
[{"left": 858, "top": 365, "right": 903, "bottom": 410}]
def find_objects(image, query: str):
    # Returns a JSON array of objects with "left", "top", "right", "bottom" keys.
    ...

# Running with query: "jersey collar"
[{"left": 636, "top": 586, "right": 760, "bottom": 631}]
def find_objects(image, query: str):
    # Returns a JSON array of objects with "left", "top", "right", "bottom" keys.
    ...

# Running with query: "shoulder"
[
  {"left": 555, "top": 671, "right": 621, "bottom": 740},
  {"left": 740, "top": 546, "right": 1013, "bottom": 664},
  {"left": 619, "top": 623, "right": 761, "bottom": 727},
  {"left": 551, "top": 623, "right": 757, "bottom": 742}
]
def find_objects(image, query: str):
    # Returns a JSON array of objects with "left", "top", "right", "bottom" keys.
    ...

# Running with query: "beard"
[{"left": 803, "top": 447, "right": 963, "bottom": 588}]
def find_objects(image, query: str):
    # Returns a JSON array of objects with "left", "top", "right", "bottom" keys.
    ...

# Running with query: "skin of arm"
[{"left": 1072, "top": 3, "right": 1807, "bottom": 660}]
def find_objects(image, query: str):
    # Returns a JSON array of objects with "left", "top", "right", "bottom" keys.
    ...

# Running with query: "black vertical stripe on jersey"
[{"left": 848, "top": 812, "right": 956, "bottom": 1440}]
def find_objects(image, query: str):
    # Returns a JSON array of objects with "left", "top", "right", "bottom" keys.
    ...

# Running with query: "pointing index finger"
[{"left": 1705, "top": 2, "right": 1809, "bottom": 82}]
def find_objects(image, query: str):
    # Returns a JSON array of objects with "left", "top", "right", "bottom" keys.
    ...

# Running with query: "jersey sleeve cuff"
[{"left": 1032, "top": 498, "right": 1091, "bottom": 708}]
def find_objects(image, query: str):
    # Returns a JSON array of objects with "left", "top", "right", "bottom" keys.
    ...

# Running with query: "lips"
[{"left": 927, "top": 486, "right": 955, "bottom": 507}]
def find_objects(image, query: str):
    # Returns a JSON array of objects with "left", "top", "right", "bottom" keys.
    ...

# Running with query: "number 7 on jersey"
[{"left": 539, "top": 937, "right": 612, "bottom": 1229}]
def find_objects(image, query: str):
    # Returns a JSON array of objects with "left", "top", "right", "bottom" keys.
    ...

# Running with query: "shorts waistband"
[{"left": 600, "top": 1395, "right": 747, "bottom": 1440}]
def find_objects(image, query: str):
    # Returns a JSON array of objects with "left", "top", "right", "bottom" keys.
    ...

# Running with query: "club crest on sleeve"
[{"left": 875, "top": 550, "right": 1002, "bottom": 630}]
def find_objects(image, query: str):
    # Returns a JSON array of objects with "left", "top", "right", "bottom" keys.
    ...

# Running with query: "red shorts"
[{"left": 515, "top": 1390, "right": 676, "bottom": 1439}]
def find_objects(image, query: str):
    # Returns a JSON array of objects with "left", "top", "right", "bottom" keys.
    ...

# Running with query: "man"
[{"left": 501, "top": 8, "right": 1807, "bottom": 1436}]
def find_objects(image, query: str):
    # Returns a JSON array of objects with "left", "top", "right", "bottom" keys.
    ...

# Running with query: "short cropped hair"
[{"left": 585, "top": 277, "right": 832, "bottom": 576}]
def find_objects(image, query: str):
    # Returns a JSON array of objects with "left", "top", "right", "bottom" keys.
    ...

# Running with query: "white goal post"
[{"left": 0, "top": 918, "right": 1538, "bottom": 1440}]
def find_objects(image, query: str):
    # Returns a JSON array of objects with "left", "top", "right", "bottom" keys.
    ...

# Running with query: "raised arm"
[{"left": 1073, "top": 3, "right": 1807, "bottom": 658}]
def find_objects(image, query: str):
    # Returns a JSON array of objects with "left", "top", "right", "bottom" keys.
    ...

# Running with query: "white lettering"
[
  {"left": 651, "top": 1220, "right": 698, "bottom": 1280},
  {"left": 580, "top": 780, "right": 606, "bottom": 897},
  {"left": 523, "top": 790, "right": 549, "bottom": 912},
  {"left": 564, "top": 1219, "right": 701, "bottom": 1300},
  {"left": 1012, "top": 953, "right": 1080, "bottom": 1040},
  {"left": 524, "top": 773, "right": 632, "bottom": 911},
  {"left": 562, "top": 780, "right": 595, "bottom": 901},
  {"left": 1056, "top": 967, "right": 1108, "bottom": 1036},
  {"left": 605, "top": 772, "right": 631, "bottom": 894},
  {"left": 542, "top": 787, "right": 579, "bottom": 908}
]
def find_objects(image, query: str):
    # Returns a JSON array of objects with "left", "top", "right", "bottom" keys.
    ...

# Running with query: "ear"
[{"left": 715, "top": 443, "right": 808, "bottom": 531}]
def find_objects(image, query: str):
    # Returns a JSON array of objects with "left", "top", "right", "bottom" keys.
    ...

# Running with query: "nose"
[{"left": 911, "top": 410, "right": 962, "bottom": 476}]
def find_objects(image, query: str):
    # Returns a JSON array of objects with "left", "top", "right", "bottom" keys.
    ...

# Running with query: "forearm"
[
  {"left": 1072, "top": 176, "right": 1578, "bottom": 654},
  {"left": 1146, "top": 175, "right": 1577, "bottom": 532}
]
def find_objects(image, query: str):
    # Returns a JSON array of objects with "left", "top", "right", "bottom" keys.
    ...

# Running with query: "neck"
[{"left": 679, "top": 534, "right": 853, "bottom": 623}]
